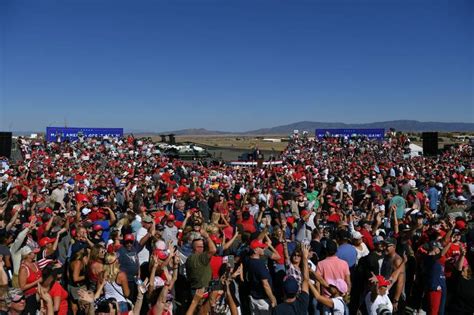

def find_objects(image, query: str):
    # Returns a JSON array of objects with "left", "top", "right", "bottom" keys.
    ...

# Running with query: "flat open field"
[{"left": 151, "top": 135, "right": 289, "bottom": 152}]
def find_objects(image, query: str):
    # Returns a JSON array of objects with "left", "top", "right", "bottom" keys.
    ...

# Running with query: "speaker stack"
[{"left": 422, "top": 132, "right": 438, "bottom": 156}]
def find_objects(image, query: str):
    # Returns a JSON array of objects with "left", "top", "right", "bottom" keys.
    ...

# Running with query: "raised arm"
[{"left": 301, "top": 244, "right": 310, "bottom": 294}]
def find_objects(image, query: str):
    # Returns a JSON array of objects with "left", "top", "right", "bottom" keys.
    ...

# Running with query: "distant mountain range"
[
  {"left": 10, "top": 120, "right": 473, "bottom": 136},
  {"left": 159, "top": 120, "right": 474, "bottom": 135}
]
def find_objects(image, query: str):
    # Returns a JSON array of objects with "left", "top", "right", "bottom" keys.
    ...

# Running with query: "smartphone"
[{"left": 227, "top": 255, "right": 235, "bottom": 269}]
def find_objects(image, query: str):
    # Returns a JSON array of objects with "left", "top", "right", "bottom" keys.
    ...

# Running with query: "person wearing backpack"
[{"left": 309, "top": 277, "right": 349, "bottom": 315}]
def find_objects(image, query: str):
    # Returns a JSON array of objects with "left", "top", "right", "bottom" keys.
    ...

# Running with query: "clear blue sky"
[{"left": 1, "top": 0, "right": 472, "bottom": 132}]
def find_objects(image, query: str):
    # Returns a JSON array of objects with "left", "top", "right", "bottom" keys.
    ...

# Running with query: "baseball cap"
[
  {"left": 71, "top": 242, "right": 89, "bottom": 255},
  {"left": 38, "top": 237, "right": 56, "bottom": 247},
  {"left": 455, "top": 220, "right": 467, "bottom": 230},
  {"left": 142, "top": 216, "right": 153, "bottom": 224},
  {"left": 167, "top": 214, "right": 176, "bottom": 222},
  {"left": 283, "top": 276, "right": 299, "bottom": 296},
  {"left": 93, "top": 224, "right": 103, "bottom": 232},
  {"left": 351, "top": 231, "right": 363, "bottom": 240},
  {"left": 399, "top": 224, "right": 411, "bottom": 232},
  {"left": 328, "top": 279, "right": 348, "bottom": 295},
  {"left": 375, "top": 275, "right": 391, "bottom": 287},
  {"left": 124, "top": 234, "right": 135, "bottom": 242},
  {"left": 373, "top": 235, "right": 384, "bottom": 244},
  {"left": 300, "top": 210, "right": 310, "bottom": 218},
  {"left": 250, "top": 239, "right": 268, "bottom": 250},
  {"left": 20, "top": 246, "right": 40, "bottom": 257},
  {"left": 384, "top": 238, "right": 397, "bottom": 246},
  {"left": 210, "top": 234, "right": 222, "bottom": 244},
  {"left": 153, "top": 249, "right": 169, "bottom": 260}
]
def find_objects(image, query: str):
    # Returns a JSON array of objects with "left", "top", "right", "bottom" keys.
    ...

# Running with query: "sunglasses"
[{"left": 12, "top": 296, "right": 25, "bottom": 303}]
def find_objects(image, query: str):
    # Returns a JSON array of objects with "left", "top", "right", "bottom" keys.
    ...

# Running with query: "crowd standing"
[{"left": 0, "top": 132, "right": 472, "bottom": 315}]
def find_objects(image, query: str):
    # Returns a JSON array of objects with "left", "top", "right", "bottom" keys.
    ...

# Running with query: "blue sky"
[{"left": 1, "top": 0, "right": 472, "bottom": 132}]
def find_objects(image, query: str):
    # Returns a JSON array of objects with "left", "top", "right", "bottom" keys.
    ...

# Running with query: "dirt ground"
[{"left": 151, "top": 135, "right": 289, "bottom": 152}]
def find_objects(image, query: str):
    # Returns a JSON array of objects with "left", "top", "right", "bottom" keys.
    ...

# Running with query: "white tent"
[{"left": 409, "top": 143, "right": 423, "bottom": 157}]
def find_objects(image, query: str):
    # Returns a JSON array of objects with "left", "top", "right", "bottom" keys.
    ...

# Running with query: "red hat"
[
  {"left": 153, "top": 249, "right": 169, "bottom": 260},
  {"left": 286, "top": 216, "right": 295, "bottom": 225},
  {"left": 250, "top": 239, "right": 268, "bottom": 250},
  {"left": 189, "top": 191, "right": 196, "bottom": 197},
  {"left": 455, "top": 220, "right": 467, "bottom": 230},
  {"left": 167, "top": 214, "right": 176, "bottom": 221},
  {"left": 38, "top": 237, "right": 56, "bottom": 247},
  {"left": 375, "top": 275, "right": 391, "bottom": 287},
  {"left": 301, "top": 210, "right": 310, "bottom": 218},
  {"left": 210, "top": 234, "right": 222, "bottom": 244},
  {"left": 93, "top": 224, "right": 103, "bottom": 232},
  {"left": 124, "top": 234, "right": 135, "bottom": 242},
  {"left": 235, "top": 194, "right": 241, "bottom": 200},
  {"left": 329, "top": 202, "right": 337, "bottom": 208}
]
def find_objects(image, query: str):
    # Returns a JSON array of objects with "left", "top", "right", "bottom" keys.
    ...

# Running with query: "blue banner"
[
  {"left": 46, "top": 127, "right": 124, "bottom": 142},
  {"left": 316, "top": 128, "right": 385, "bottom": 140}
]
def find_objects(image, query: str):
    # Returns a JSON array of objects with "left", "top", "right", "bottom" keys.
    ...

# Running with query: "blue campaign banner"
[
  {"left": 46, "top": 127, "right": 124, "bottom": 142},
  {"left": 316, "top": 128, "right": 385, "bottom": 140}
]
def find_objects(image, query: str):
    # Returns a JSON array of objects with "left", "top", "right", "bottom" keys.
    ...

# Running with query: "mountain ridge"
[{"left": 159, "top": 120, "right": 474, "bottom": 135}]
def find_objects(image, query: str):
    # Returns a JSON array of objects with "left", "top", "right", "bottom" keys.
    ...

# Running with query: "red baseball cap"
[
  {"left": 375, "top": 275, "right": 391, "bottom": 287},
  {"left": 286, "top": 216, "right": 295, "bottom": 225},
  {"left": 124, "top": 234, "right": 135, "bottom": 242},
  {"left": 167, "top": 214, "right": 176, "bottom": 221},
  {"left": 153, "top": 249, "right": 169, "bottom": 260},
  {"left": 250, "top": 239, "right": 268, "bottom": 250},
  {"left": 38, "top": 237, "right": 56, "bottom": 247},
  {"left": 210, "top": 234, "right": 222, "bottom": 244},
  {"left": 93, "top": 224, "right": 103, "bottom": 231},
  {"left": 455, "top": 220, "right": 467, "bottom": 230},
  {"left": 301, "top": 210, "right": 310, "bottom": 217}
]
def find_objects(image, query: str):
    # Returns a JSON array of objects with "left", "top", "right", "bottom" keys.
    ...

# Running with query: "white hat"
[
  {"left": 20, "top": 246, "right": 39, "bottom": 257},
  {"left": 351, "top": 231, "right": 363, "bottom": 240},
  {"left": 457, "top": 196, "right": 467, "bottom": 201},
  {"left": 81, "top": 207, "right": 92, "bottom": 215}
]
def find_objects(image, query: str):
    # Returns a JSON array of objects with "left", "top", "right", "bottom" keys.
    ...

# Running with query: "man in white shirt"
[{"left": 135, "top": 215, "right": 154, "bottom": 265}]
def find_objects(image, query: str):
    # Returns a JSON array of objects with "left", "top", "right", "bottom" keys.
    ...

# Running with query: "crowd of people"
[{"left": 0, "top": 131, "right": 472, "bottom": 315}]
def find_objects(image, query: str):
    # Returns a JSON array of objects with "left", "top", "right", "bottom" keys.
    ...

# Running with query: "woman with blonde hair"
[
  {"left": 87, "top": 244, "right": 106, "bottom": 292},
  {"left": 18, "top": 246, "right": 41, "bottom": 315},
  {"left": 103, "top": 252, "right": 130, "bottom": 315}
]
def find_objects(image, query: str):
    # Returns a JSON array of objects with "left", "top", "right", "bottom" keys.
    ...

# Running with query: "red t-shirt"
[
  {"left": 237, "top": 217, "right": 256, "bottom": 234},
  {"left": 327, "top": 213, "right": 341, "bottom": 223},
  {"left": 50, "top": 281, "right": 68, "bottom": 315},
  {"left": 210, "top": 256, "right": 224, "bottom": 280}
]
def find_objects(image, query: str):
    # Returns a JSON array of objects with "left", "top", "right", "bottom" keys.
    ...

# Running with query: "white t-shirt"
[
  {"left": 322, "top": 297, "right": 346, "bottom": 315},
  {"left": 365, "top": 292, "right": 393, "bottom": 315},
  {"left": 331, "top": 297, "right": 346, "bottom": 315},
  {"left": 136, "top": 227, "right": 150, "bottom": 265},
  {"left": 355, "top": 242, "right": 370, "bottom": 264}
]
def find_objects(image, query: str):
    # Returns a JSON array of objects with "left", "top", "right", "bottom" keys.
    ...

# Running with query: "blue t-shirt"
[
  {"left": 428, "top": 187, "right": 439, "bottom": 211},
  {"left": 424, "top": 255, "right": 446, "bottom": 291},
  {"left": 336, "top": 244, "right": 357, "bottom": 268},
  {"left": 272, "top": 292, "right": 309, "bottom": 315},
  {"left": 246, "top": 257, "right": 273, "bottom": 299},
  {"left": 93, "top": 220, "right": 111, "bottom": 242},
  {"left": 173, "top": 209, "right": 186, "bottom": 222}
]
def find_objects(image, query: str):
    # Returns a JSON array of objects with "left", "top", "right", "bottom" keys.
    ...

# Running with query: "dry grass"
[{"left": 150, "top": 135, "right": 289, "bottom": 151}]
